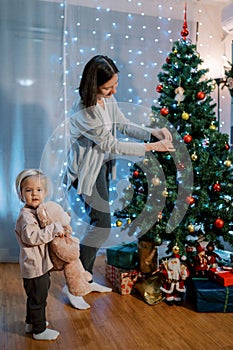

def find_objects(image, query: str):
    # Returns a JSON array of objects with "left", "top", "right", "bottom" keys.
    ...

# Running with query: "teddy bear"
[{"left": 36, "top": 201, "right": 92, "bottom": 297}]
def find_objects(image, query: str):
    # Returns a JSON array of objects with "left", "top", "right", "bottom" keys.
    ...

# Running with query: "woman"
[{"left": 64, "top": 55, "right": 175, "bottom": 292}]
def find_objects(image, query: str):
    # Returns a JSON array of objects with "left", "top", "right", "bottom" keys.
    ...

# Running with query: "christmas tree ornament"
[
  {"left": 181, "top": 111, "right": 189, "bottom": 120},
  {"left": 160, "top": 107, "right": 169, "bottom": 116},
  {"left": 180, "top": 2, "right": 189, "bottom": 41},
  {"left": 157, "top": 211, "right": 163, "bottom": 220},
  {"left": 188, "top": 224, "right": 195, "bottom": 233},
  {"left": 212, "top": 182, "right": 221, "bottom": 192},
  {"left": 183, "top": 134, "right": 192, "bottom": 143},
  {"left": 191, "top": 152, "right": 198, "bottom": 161},
  {"left": 162, "top": 188, "right": 168, "bottom": 197},
  {"left": 166, "top": 56, "right": 171, "bottom": 64},
  {"left": 186, "top": 196, "right": 195, "bottom": 205},
  {"left": 143, "top": 158, "right": 149, "bottom": 166},
  {"left": 151, "top": 176, "right": 160, "bottom": 186},
  {"left": 224, "top": 159, "right": 232, "bottom": 167},
  {"left": 154, "top": 235, "right": 162, "bottom": 246},
  {"left": 214, "top": 218, "right": 224, "bottom": 229},
  {"left": 174, "top": 87, "right": 185, "bottom": 105},
  {"left": 196, "top": 91, "right": 205, "bottom": 100},
  {"left": 127, "top": 218, "right": 131, "bottom": 225},
  {"left": 209, "top": 122, "right": 217, "bottom": 130},
  {"left": 116, "top": 219, "right": 123, "bottom": 227},
  {"left": 133, "top": 170, "right": 139, "bottom": 178},
  {"left": 156, "top": 84, "right": 163, "bottom": 93},
  {"left": 202, "top": 137, "right": 209, "bottom": 148},
  {"left": 224, "top": 143, "right": 230, "bottom": 151}
]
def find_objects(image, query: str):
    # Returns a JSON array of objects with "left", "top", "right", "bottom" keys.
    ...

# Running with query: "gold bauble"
[
  {"left": 209, "top": 123, "right": 217, "bottom": 130},
  {"left": 191, "top": 152, "right": 198, "bottom": 161},
  {"left": 224, "top": 160, "right": 232, "bottom": 167},
  {"left": 162, "top": 188, "right": 168, "bottom": 197},
  {"left": 143, "top": 158, "right": 149, "bottom": 166},
  {"left": 127, "top": 218, "right": 131, "bottom": 225},
  {"left": 188, "top": 224, "right": 195, "bottom": 233},
  {"left": 181, "top": 111, "right": 189, "bottom": 120},
  {"left": 116, "top": 220, "right": 122, "bottom": 227}
]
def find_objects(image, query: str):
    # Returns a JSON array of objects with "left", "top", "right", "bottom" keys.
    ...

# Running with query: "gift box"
[
  {"left": 105, "top": 262, "right": 144, "bottom": 295},
  {"left": 187, "top": 278, "right": 233, "bottom": 312},
  {"left": 106, "top": 243, "right": 138, "bottom": 269},
  {"left": 209, "top": 269, "right": 233, "bottom": 286}
]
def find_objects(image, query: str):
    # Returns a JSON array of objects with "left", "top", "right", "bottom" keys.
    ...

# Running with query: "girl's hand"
[
  {"left": 145, "top": 139, "right": 175, "bottom": 152},
  {"left": 151, "top": 127, "right": 173, "bottom": 141}
]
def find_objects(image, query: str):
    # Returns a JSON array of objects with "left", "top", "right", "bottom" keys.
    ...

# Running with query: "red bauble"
[
  {"left": 166, "top": 56, "right": 171, "bottom": 64},
  {"left": 224, "top": 143, "right": 230, "bottom": 151},
  {"left": 133, "top": 170, "right": 139, "bottom": 178},
  {"left": 160, "top": 107, "right": 169, "bottom": 116},
  {"left": 214, "top": 218, "right": 224, "bottom": 229},
  {"left": 213, "top": 182, "right": 221, "bottom": 192},
  {"left": 186, "top": 196, "right": 195, "bottom": 205},
  {"left": 183, "top": 134, "right": 192, "bottom": 143},
  {"left": 181, "top": 29, "right": 189, "bottom": 38},
  {"left": 196, "top": 91, "right": 205, "bottom": 100},
  {"left": 156, "top": 84, "right": 163, "bottom": 93}
]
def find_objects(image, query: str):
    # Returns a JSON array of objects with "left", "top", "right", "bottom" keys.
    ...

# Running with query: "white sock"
[
  {"left": 62, "top": 285, "right": 90, "bottom": 309},
  {"left": 25, "top": 321, "right": 49, "bottom": 334},
  {"left": 33, "top": 328, "right": 60, "bottom": 341},
  {"left": 90, "top": 282, "right": 112, "bottom": 293}
]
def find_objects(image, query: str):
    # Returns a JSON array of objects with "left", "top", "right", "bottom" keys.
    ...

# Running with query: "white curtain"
[{"left": 0, "top": 0, "right": 193, "bottom": 262}]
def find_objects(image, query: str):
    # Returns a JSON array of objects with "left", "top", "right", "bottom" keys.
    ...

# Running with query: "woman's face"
[{"left": 97, "top": 73, "right": 118, "bottom": 99}]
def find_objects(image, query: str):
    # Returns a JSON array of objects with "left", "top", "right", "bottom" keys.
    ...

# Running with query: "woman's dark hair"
[{"left": 79, "top": 55, "right": 119, "bottom": 108}]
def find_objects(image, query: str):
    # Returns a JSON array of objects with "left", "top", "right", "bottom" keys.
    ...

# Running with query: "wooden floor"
[{"left": 1, "top": 255, "right": 233, "bottom": 350}]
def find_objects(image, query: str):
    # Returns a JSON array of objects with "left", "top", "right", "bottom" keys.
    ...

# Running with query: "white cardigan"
[{"left": 64, "top": 95, "right": 153, "bottom": 196}]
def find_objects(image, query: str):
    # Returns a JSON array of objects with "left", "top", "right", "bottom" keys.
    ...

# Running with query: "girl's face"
[
  {"left": 97, "top": 73, "right": 118, "bottom": 99},
  {"left": 21, "top": 175, "right": 47, "bottom": 209}
]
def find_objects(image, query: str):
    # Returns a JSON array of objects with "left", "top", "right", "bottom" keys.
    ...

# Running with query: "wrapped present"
[
  {"left": 106, "top": 242, "right": 138, "bottom": 269},
  {"left": 187, "top": 278, "right": 233, "bottom": 312},
  {"left": 209, "top": 269, "right": 233, "bottom": 286},
  {"left": 105, "top": 262, "right": 145, "bottom": 295}
]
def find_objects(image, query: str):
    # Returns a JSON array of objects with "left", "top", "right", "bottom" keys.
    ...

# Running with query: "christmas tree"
[{"left": 115, "top": 6, "right": 233, "bottom": 254}]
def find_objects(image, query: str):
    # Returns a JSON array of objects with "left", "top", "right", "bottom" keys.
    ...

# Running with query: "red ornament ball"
[
  {"left": 133, "top": 170, "right": 139, "bottom": 178},
  {"left": 156, "top": 84, "right": 163, "bottom": 93},
  {"left": 196, "top": 91, "right": 205, "bottom": 100},
  {"left": 166, "top": 56, "right": 171, "bottom": 64},
  {"left": 160, "top": 107, "right": 169, "bottom": 116},
  {"left": 186, "top": 196, "right": 195, "bottom": 205},
  {"left": 214, "top": 218, "right": 224, "bottom": 229},
  {"left": 224, "top": 143, "right": 230, "bottom": 151},
  {"left": 183, "top": 134, "right": 193, "bottom": 143},
  {"left": 213, "top": 182, "right": 221, "bottom": 192},
  {"left": 181, "top": 29, "right": 189, "bottom": 38}
]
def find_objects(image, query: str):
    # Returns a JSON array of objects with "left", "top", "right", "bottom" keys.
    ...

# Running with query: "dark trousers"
[
  {"left": 78, "top": 163, "right": 111, "bottom": 275},
  {"left": 23, "top": 272, "right": 50, "bottom": 334}
]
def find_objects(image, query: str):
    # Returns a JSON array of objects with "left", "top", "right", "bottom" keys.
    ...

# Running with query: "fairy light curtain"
[{"left": 1, "top": 0, "right": 229, "bottom": 261}]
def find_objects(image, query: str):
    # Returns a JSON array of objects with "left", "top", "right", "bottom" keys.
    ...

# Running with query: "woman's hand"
[
  {"left": 145, "top": 139, "right": 175, "bottom": 152},
  {"left": 151, "top": 127, "right": 173, "bottom": 141}
]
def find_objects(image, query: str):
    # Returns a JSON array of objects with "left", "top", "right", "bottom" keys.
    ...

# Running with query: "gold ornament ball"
[
  {"left": 191, "top": 152, "right": 198, "bottom": 161},
  {"left": 209, "top": 123, "right": 217, "bottom": 130},
  {"left": 181, "top": 111, "right": 189, "bottom": 120},
  {"left": 188, "top": 224, "right": 195, "bottom": 233},
  {"left": 116, "top": 220, "right": 123, "bottom": 227},
  {"left": 151, "top": 176, "right": 160, "bottom": 186},
  {"left": 127, "top": 218, "right": 131, "bottom": 225},
  {"left": 162, "top": 189, "right": 169, "bottom": 197},
  {"left": 224, "top": 160, "right": 232, "bottom": 167}
]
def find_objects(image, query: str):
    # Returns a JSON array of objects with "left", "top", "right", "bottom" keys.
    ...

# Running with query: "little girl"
[{"left": 15, "top": 169, "right": 62, "bottom": 340}]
